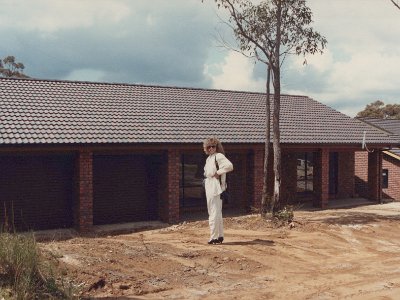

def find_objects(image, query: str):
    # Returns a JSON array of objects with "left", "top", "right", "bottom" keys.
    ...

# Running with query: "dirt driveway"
[{"left": 40, "top": 202, "right": 400, "bottom": 299}]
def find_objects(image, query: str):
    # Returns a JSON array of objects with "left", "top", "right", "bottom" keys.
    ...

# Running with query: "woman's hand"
[{"left": 213, "top": 173, "right": 220, "bottom": 179}]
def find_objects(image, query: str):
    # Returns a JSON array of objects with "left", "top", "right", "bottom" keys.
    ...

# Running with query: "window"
[
  {"left": 180, "top": 154, "right": 206, "bottom": 207},
  {"left": 382, "top": 169, "right": 389, "bottom": 189},
  {"left": 297, "top": 152, "right": 314, "bottom": 193}
]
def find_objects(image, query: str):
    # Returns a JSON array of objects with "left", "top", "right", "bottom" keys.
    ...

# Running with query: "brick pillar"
[
  {"left": 315, "top": 149, "right": 329, "bottom": 208},
  {"left": 252, "top": 148, "right": 264, "bottom": 209},
  {"left": 338, "top": 152, "right": 355, "bottom": 198},
  {"left": 354, "top": 151, "right": 369, "bottom": 198},
  {"left": 76, "top": 150, "right": 93, "bottom": 232},
  {"left": 368, "top": 151, "right": 382, "bottom": 203},
  {"left": 164, "top": 149, "right": 180, "bottom": 223}
]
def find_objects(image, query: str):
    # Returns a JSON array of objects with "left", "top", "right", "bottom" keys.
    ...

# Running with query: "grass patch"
[{"left": 0, "top": 231, "right": 78, "bottom": 299}]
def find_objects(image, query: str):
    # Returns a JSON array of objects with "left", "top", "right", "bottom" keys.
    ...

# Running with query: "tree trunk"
[
  {"left": 272, "top": 68, "right": 281, "bottom": 213},
  {"left": 261, "top": 66, "right": 271, "bottom": 217},
  {"left": 272, "top": 0, "right": 282, "bottom": 213}
]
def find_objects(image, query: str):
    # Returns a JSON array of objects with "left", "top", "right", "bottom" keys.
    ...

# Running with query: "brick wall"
[
  {"left": 75, "top": 149, "right": 181, "bottom": 229},
  {"left": 314, "top": 149, "right": 329, "bottom": 208},
  {"left": 355, "top": 151, "right": 383, "bottom": 202},
  {"left": 71, "top": 146, "right": 382, "bottom": 232},
  {"left": 76, "top": 150, "right": 93, "bottom": 232},
  {"left": 255, "top": 149, "right": 357, "bottom": 207},
  {"left": 157, "top": 149, "right": 180, "bottom": 223},
  {"left": 382, "top": 153, "right": 400, "bottom": 200},
  {"left": 337, "top": 152, "right": 355, "bottom": 198},
  {"left": 162, "top": 149, "right": 180, "bottom": 223},
  {"left": 355, "top": 151, "right": 369, "bottom": 198}
]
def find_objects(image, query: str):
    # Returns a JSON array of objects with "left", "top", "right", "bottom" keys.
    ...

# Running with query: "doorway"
[{"left": 329, "top": 152, "right": 338, "bottom": 195}]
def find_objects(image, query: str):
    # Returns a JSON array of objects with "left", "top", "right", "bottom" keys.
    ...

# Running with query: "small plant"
[{"left": 273, "top": 205, "right": 294, "bottom": 223}]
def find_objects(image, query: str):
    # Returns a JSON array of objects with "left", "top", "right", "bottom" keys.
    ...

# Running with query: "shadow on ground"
[
  {"left": 315, "top": 212, "right": 400, "bottom": 225},
  {"left": 222, "top": 239, "right": 275, "bottom": 246}
]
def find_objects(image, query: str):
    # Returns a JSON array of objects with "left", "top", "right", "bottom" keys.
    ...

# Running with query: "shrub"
[{"left": 273, "top": 205, "right": 294, "bottom": 223}]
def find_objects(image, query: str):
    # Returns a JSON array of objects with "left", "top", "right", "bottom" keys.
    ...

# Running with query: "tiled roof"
[
  {"left": 0, "top": 77, "right": 398, "bottom": 146},
  {"left": 359, "top": 118, "right": 400, "bottom": 137},
  {"left": 360, "top": 118, "right": 400, "bottom": 159}
]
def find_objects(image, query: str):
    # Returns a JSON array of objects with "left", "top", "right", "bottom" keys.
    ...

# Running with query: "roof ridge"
[
  {"left": 358, "top": 118, "right": 400, "bottom": 136},
  {"left": 0, "top": 76, "right": 309, "bottom": 98}
]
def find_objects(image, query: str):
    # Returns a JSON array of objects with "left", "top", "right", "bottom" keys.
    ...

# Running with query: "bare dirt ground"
[{"left": 39, "top": 202, "right": 400, "bottom": 299}]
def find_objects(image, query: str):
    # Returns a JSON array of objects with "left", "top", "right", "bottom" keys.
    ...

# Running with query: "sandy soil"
[{"left": 40, "top": 202, "right": 400, "bottom": 299}]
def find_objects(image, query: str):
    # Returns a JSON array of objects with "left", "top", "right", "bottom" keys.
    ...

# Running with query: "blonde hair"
[{"left": 203, "top": 137, "right": 225, "bottom": 155}]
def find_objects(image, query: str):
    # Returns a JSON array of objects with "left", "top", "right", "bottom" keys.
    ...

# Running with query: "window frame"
[
  {"left": 382, "top": 168, "right": 389, "bottom": 189},
  {"left": 180, "top": 154, "right": 206, "bottom": 208},
  {"left": 296, "top": 152, "right": 314, "bottom": 194}
]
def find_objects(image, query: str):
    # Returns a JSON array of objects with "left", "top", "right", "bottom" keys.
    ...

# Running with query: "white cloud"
[
  {"left": 285, "top": 48, "right": 400, "bottom": 117},
  {"left": 283, "top": 0, "right": 400, "bottom": 117},
  {"left": 63, "top": 69, "right": 107, "bottom": 82},
  {"left": 305, "top": 50, "right": 333, "bottom": 74},
  {"left": 146, "top": 15, "right": 156, "bottom": 27},
  {"left": 289, "top": 49, "right": 333, "bottom": 75},
  {"left": 330, "top": 52, "right": 400, "bottom": 94},
  {"left": 205, "top": 0, "right": 400, "bottom": 118},
  {"left": 0, "top": 0, "right": 398, "bottom": 120},
  {"left": 0, "top": 0, "right": 130, "bottom": 32},
  {"left": 205, "top": 51, "right": 265, "bottom": 92}
]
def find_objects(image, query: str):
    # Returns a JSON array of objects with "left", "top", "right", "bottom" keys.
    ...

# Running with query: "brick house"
[
  {"left": 0, "top": 78, "right": 398, "bottom": 232},
  {"left": 356, "top": 118, "right": 400, "bottom": 201}
]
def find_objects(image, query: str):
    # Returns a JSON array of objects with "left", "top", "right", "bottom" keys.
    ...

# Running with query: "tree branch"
[
  {"left": 213, "top": 13, "right": 257, "bottom": 59},
  {"left": 224, "top": 0, "right": 273, "bottom": 63},
  {"left": 390, "top": 0, "right": 400, "bottom": 10}
]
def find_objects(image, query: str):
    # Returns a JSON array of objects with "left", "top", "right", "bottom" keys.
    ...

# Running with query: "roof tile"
[{"left": 0, "top": 77, "right": 398, "bottom": 146}]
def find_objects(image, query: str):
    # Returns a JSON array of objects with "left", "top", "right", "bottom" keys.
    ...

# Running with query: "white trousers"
[{"left": 207, "top": 194, "right": 224, "bottom": 240}]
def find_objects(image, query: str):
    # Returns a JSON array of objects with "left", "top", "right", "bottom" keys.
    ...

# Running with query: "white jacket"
[{"left": 204, "top": 153, "right": 233, "bottom": 198}]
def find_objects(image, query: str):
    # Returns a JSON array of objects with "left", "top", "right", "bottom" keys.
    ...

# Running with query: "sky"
[{"left": 0, "top": 0, "right": 399, "bottom": 117}]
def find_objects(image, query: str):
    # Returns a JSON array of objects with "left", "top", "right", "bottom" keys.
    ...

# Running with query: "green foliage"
[
  {"left": 0, "top": 232, "right": 77, "bottom": 299},
  {"left": 0, "top": 56, "right": 29, "bottom": 78},
  {"left": 273, "top": 205, "right": 294, "bottom": 223},
  {"left": 357, "top": 100, "right": 400, "bottom": 119},
  {"left": 209, "top": 0, "right": 327, "bottom": 67}
]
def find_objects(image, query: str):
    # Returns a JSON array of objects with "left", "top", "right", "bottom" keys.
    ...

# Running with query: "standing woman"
[{"left": 203, "top": 137, "right": 233, "bottom": 244}]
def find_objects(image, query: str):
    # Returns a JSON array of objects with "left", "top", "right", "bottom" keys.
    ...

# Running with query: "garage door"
[
  {"left": 0, "top": 154, "right": 75, "bottom": 231},
  {"left": 93, "top": 154, "right": 159, "bottom": 225}
]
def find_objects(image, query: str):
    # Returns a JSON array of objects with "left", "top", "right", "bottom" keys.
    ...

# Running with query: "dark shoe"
[
  {"left": 217, "top": 237, "right": 224, "bottom": 243},
  {"left": 208, "top": 239, "right": 218, "bottom": 245}
]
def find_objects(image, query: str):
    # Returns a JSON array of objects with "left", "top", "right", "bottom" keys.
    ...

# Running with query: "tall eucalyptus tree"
[{"left": 205, "top": 0, "right": 327, "bottom": 215}]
